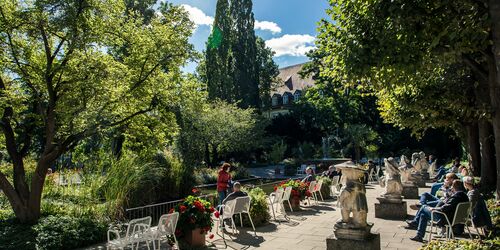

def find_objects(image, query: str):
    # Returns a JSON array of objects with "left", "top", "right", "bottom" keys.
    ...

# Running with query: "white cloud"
[
  {"left": 265, "top": 34, "right": 316, "bottom": 57},
  {"left": 254, "top": 20, "right": 281, "bottom": 34},
  {"left": 181, "top": 4, "right": 214, "bottom": 27}
]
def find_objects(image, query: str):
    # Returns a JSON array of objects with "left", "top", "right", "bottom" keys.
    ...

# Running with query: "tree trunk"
[
  {"left": 466, "top": 122, "right": 481, "bottom": 176},
  {"left": 211, "top": 144, "right": 219, "bottom": 166},
  {"left": 489, "top": 0, "right": 500, "bottom": 201},
  {"left": 478, "top": 120, "right": 496, "bottom": 192}
]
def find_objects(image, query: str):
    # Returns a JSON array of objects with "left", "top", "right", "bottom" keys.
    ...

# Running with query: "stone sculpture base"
[
  {"left": 402, "top": 185, "right": 419, "bottom": 199},
  {"left": 412, "top": 174, "right": 427, "bottom": 187},
  {"left": 422, "top": 172, "right": 430, "bottom": 180},
  {"left": 375, "top": 199, "right": 407, "bottom": 220},
  {"left": 327, "top": 225, "right": 380, "bottom": 250}
]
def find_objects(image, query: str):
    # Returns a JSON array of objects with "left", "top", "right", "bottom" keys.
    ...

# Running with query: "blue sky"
[{"left": 164, "top": 0, "right": 331, "bottom": 72}]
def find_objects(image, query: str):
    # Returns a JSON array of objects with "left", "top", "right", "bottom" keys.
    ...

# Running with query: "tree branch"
[{"left": 462, "top": 55, "right": 488, "bottom": 81}]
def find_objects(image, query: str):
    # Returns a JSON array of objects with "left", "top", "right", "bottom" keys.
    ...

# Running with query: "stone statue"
[
  {"left": 335, "top": 161, "right": 368, "bottom": 229},
  {"left": 379, "top": 157, "right": 403, "bottom": 201},
  {"left": 417, "top": 151, "right": 430, "bottom": 172},
  {"left": 411, "top": 153, "right": 421, "bottom": 171},
  {"left": 398, "top": 155, "right": 414, "bottom": 184}
]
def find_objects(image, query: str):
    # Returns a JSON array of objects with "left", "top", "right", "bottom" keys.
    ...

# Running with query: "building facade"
[{"left": 266, "top": 63, "right": 315, "bottom": 118}]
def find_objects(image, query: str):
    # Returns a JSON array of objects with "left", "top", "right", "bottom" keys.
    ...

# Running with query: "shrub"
[
  {"left": 420, "top": 237, "right": 500, "bottom": 250},
  {"left": 236, "top": 187, "right": 271, "bottom": 227},
  {"left": 231, "top": 165, "right": 250, "bottom": 180},
  {"left": 194, "top": 168, "right": 218, "bottom": 185},
  {"left": 0, "top": 220, "right": 36, "bottom": 250},
  {"left": 33, "top": 215, "right": 107, "bottom": 250}
]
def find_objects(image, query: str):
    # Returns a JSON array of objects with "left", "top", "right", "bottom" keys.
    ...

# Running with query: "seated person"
[
  {"left": 322, "top": 165, "right": 341, "bottom": 179},
  {"left": 222, "top": 182, "right": 247, "bottom": 205},
  {"left": 407, "top": 180, "right": 469, "bottom": 242},
  {"left": 410, "top": 173, "right": 458, "bottom": 210},
  {"left": 301, "top": 167, "right": 315, "bottom": 183},
  {"left": 463, "top": 176, "right": 493, "bottom": 233},
  {"left": 433, "top": 158, "right": 460, "bottom": 181}
]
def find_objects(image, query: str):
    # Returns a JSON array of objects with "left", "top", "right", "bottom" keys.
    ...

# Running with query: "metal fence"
[
  {"left": 124, "top": 177, "right": 302, "bottom": 225},
  {"left": 125, "top": 194, "right": 216, "bottom": 226}
]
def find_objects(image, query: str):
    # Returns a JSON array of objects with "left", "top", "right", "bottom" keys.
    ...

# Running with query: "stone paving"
[{"left": 86, "top": 181, "right": 478, "bottom": 250}]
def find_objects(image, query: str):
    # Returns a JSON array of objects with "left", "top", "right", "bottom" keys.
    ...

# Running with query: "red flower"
[
  {"left": 209, "top": 207, "right": 215, "bottom": 213},
  {"left": 209, "top": 234, "right": 214, "bottom": 239},
  {"left": 214, "top": 211, "right": 220, "bottom": 218},
  {"left": 192, "top": 188, "right": 198, "bottom": 194},
  {"left": 193, "top": 200, "right": 205, "bottom": 212},
  {"left": 204, "top": 226, "right": 211, "bottom": 232},
  {"left": 179, "top": 205, "right": 187, "bottom": 213},
  {"left": 305, "top": 190, "right": 312, "bottom": 197},
  {"left": 169, "top": 208, "right": 174, "bottom": 214}
]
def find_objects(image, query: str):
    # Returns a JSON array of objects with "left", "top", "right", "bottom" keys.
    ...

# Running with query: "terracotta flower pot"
[
  {"left": 185, "top": 228, "right": 206, "bottom": 247},
  {"left": 285, "top": 195, "right": 301, "bottom": 211}
]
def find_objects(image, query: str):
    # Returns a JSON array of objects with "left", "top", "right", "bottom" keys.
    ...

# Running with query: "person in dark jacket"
[
  {"left": 301, "top": 167, "right": 315, "bottom": 183},
  {"left": 464, "top": 176, "right": 493, "bottom": 232},
  {"left": 222, "top": 182, "right": 247, "bottom": 205},
  {"left": 409, "top": 179, "right": 469, "bottom": 242}
]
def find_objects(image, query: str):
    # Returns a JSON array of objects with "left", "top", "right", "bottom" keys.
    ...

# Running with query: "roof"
[{"left": 271, "top": 63, "right": 315, "bottom": 96}]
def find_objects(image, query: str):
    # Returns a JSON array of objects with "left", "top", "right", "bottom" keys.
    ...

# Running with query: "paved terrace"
[{"left": 84, "top": 181, "right": 477, "bottom": 250}]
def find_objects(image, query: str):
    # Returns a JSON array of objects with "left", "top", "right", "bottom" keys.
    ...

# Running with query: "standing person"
[{"left": 217, "top": 163, "right": 232, "bottom": 205}]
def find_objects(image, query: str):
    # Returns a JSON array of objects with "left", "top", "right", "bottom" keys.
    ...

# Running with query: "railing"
[
  {"left": 124, "top": 177, "right": 302, "bottom": 224},
  {"left": 125, "top": 194, "right": 216, "bottom": 226}
]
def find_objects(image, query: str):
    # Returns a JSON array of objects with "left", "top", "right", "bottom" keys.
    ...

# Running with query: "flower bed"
[{"left": 275, "top": 179, "right": 312, "bottom": 200}]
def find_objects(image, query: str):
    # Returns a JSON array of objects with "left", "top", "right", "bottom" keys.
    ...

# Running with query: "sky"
[{"left": 164, "top": 0, "right": 331, "bottom": 72}]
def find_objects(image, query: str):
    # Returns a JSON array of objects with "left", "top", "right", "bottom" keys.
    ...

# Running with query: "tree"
[
  {"left": 206, "top": 0, "right": 277, "bottom": 110},
  {"left": 0, "top": 0, "right": 194, "bottom": 223},
  {"left": 309, "top": 0, "right": 500, "bottom": 195}
]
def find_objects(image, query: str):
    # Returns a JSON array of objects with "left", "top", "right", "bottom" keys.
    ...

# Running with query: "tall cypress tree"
[
  {"left": 206, "top": 0, "right": 277, "bottom": 110},
  {"left": 206, "top": 0, "right": 234, "bottom": 102}
]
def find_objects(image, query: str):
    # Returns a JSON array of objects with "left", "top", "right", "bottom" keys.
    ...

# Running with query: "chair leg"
[
  {"left": 231, "top": 217, "right": 237, "bottom": 234},
  {"left": 318, "top": 191, "right": 324, "bottom": 201},
  {"left": 466, "top": 224, "right": 473, "bottom": 239},
  {"left": 287, "top": 200, "right": 293, "bottom": 212},
  {"left": 247, "top": 213, "right": 256, "bottom": 236},
  {"left": 428, "top": 223, "right": 433, "bottom": 242},
  {"left": 269, "top": 198, "right": 276, "bottom": 221},
  {"left": 240, "top": 213, "right": 243, "bottom": 228}
]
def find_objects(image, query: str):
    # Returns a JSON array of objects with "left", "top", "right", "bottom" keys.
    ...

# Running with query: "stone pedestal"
[
  {"left": 422, "top": 171, "right": 430, "bottom": 181},
  {"left": 374, "top": 197, "right": 407, "bottom": 220},
  {"left": 412, "top": 173, "right": 427, "bottom": 187},
  {"left": 402, "top": 184, "right": 419, "bottom": 199},
  {"left": 327, "top": 224, "right": 380, "bottom": 250}
]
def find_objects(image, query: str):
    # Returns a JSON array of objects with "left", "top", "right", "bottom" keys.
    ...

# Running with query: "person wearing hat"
[{"left": 302, "top": 166, "right": 315, "bottom": 183}]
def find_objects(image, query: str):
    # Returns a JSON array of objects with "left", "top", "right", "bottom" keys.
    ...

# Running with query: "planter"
[
  {"left": 185, "top": 228, "right": 206, "bottom": 247},
  {"left": 285, "top": 195, "right": 301, "bottom": 211}
]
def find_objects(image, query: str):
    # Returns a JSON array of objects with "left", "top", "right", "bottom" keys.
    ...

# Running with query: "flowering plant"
[
  {"left": 275, "top": 179, "right": 311, "bottom": 200},
  {"left": 169, "top": 195, "right": 215, "bottom": 238}
]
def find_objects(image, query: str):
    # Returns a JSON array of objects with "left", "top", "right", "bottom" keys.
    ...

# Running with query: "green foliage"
[
  {"left": 172, "top": 196, "right": 215, "bottom": 238},
  {"left": 487, "top": 199, "right": 500, "bottom": 233},
  {"left": 269, "top": 141, "right": 287, "bottom": 164},
  {"left": 0, "top": 220, "right": 36, "bottom": 250},
  {"left": 236, "top": 187, "right": 270, "bottom": 227},
  {"left": 420, "top": 237, "right": 500, "bottom": 250},
  {"left": 231, "top": 165, "right": 251, "bottom": 180},
  {"left": 33, "top": 215, "right": 107, "bottom": 250},
  {"left": 195, "top": 168, "right": 219, "bottom": 185},
  {"left": 276, "top": 179, "right": 311, "bottom": 200}
]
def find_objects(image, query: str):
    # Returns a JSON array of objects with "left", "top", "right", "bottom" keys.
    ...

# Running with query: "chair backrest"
[
  {"left": 126, "top": 216, "right": 152, "bottom": 237},
  {"left": 272, "top": 187, "right": 285, "bottom": 204},
  {"left": 451, "top": 202, "right": 472, "bottom": 226},
  {"left": 226, "top": 196, "right": 251, "bottom": 216},
  {"left": 331, "top": 176, "right": 340, "bottom": 187},
  {"left": 315, "top": 179, "right": 323, "bottom": 191},
  {"left": 282, "top": 186, "right": 292, "bottom": 201},
  {"left": 309, "top": 181, "right": 317, "bottom": 192},
  {"left": 158, "top": 212, "right": 178, "bottom": 235}
]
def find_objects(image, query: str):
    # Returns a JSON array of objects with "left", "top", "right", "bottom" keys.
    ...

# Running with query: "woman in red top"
[{"left": 217, "top": 163, "right": 232, "bottom": 205}]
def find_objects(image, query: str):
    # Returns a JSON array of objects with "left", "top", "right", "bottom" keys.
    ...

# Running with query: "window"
[
  {"left": 272, "top": 96, "right": 279, "bottom": 106},
  {"left": 294, "top": 92, "right": 300, "bottom": 102},
  {"left": 283, "top": 94, "right": 289, "bottom": 105}
]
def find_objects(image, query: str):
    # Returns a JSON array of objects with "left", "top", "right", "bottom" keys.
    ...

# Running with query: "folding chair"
[
  {"left": 307, "top": 180, "right": 318, "bottom": 206},
  {"left": 268, "top": 187, "right": 288, "bottom": 221},
  {"left": 330, "top": 176, "right": 341, "bottom": 204},
  {"left": 312, "top": 179, "right": 324, "bottom": 201},
  {"left": 281, "top": 186, "right": 294, "bottom": 212},
  {"left": 428, "top": 202, "right": 473, "bottom": 242},
  {"left": 150, "top": 212, "right": 179, "bottom": 250}
]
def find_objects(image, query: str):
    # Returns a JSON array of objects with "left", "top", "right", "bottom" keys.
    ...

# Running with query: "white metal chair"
[
  {"left": 297, "top": 164, "right": 307, "bottom": 174},
  {"left": 281, "top": 186, "right": 294, "bottom": 212},
  {"left": 307, "top": 180, "right": 318, "bottom": 206},
  {"left": 428, "top": 202, "right": 473, "bottom": 242},
  {"left": 107, "top": 216, "right": 152, "bottom": 250},
  {"left": 215, "top": 196, "right": 256, "bottom": 237},
  {"left": 268, "top": 187, "right": 287, "bottom": 221},
  {"left": 150, "top": 212, "right": 179, "bottom": 250},
  {"left": 330, "top": 176, "right": 341, "bottom": 203},
  {"left": 312, "top": 179, "right": 324, "bottom": 201}
]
